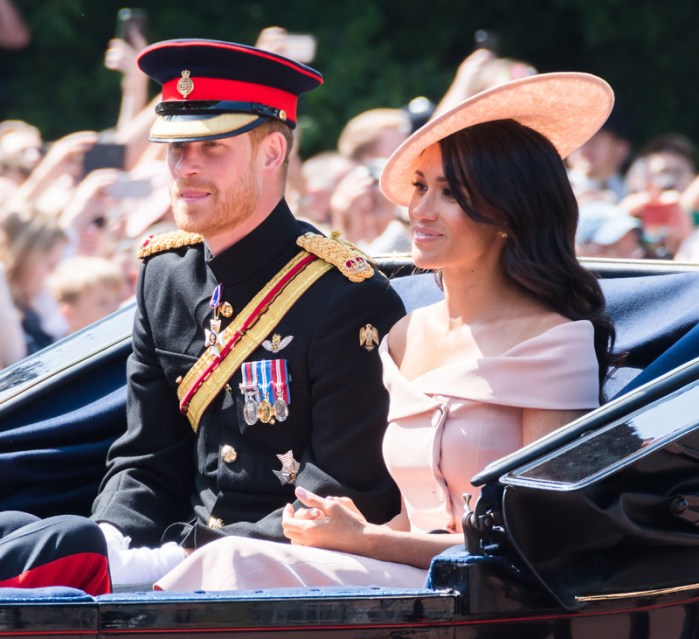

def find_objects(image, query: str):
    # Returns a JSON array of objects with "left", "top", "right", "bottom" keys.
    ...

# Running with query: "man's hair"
[{"left": 247, "top": 119, "right": 294, "bottom": 185}]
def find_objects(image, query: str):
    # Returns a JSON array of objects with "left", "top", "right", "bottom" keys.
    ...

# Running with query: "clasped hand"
[{"left": 282, "top": 486, "right": 370, "bottom": 554}]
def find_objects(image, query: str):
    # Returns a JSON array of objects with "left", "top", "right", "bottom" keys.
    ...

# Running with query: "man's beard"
[{"left": 171, "top": 173, "right": 258, "bottom": 237}]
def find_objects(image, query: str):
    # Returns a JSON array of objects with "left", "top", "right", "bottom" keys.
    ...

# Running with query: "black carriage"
[{"left": 2, "top": 256, "right": 699, "bottom": 638}]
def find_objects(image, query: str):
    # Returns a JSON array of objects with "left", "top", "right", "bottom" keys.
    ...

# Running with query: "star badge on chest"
[{"left": 273, "top": 450, "right": 300, "bottom": 485}]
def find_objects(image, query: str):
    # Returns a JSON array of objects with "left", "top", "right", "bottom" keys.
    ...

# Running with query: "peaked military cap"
[{"left": 137, "top": 39, "right": 323, "bottom": 142}]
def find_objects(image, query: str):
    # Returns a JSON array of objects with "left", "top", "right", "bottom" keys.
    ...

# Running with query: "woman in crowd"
[
  {"left": 155, "top": 72, "right": 617, "bottom": 591},
  {"left": 0, "top": 209, "right": 68, "bottom": 354}
]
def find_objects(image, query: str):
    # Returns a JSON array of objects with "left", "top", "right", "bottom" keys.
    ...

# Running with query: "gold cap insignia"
[
  {"left": 208, "top": 515, "right": 224, "bottom": 529},
  {"left": 177, "top": 69, "right": 194, "bottom": 99},
  {"left": 296, "top": 232, "right": 374, "bottom": 282},
  {"left": 359, "top": 324, "right": 379, "bottom": 351}
]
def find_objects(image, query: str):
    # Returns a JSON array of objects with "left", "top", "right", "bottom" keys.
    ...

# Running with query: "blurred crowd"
[{"left": 1, "top": 17, "right": 699, "bottom": 369}]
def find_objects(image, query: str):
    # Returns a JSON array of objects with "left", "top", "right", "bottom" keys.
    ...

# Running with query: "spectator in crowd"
[
  {"left": 59, "top": 168, "right": 124, "bottom": 258},
  {"left": 670, "top": 173, "right": 699, "bottom": 261},
  {"left": 618, "top": 133, "right": 696, "bottom": 258},
  {"left": 329, "top": 162, "right": 411, "bottom": 254},
  {"left": 104, "top": 27, "right": 149, "bottom": 138},
  {"left": 0, "top": 261, "right": 24, "bottom": 367},
  {"left": 430, "top": 47, "right": 536, "bottom": 119},
  {"left": 338, "top": 108, "right": 411, "bottom": 165},
  {"left": 0, "top": 120, "right": 43, "bottom": 199},
  {"left": 567, "top": 102, "right": 633, "bottom": 203},
  {"left": 47, "top": 256, "right": 128, "bottom": 334},
  {"left": 625, "top": 133, "right": 697, "bottom": 196},
  {"left": 402, "top": 96, "right": 436, "bottom": 133},
  {"left": 5, "top": 129, "right": 99, "bottom": 217},
  {"left": 333, "top": 109, "right": 412, "bottom": 252},
  {"left": 576, "top": 199, "right": 646, "bottom": 259},
  {"left": 0, "top": 209, "right": 69, "bottom": 354},
  {"left": 295, "top": 151, "right": 358, "bottom": 231}
]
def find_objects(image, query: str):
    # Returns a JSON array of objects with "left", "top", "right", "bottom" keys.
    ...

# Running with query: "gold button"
[
  {"left": 220, "top": 444, "right": 237, "bottom": 463},
  {"left": 220, "top": 302, "right": 233, "bottom": 318},
  {"left": 208, "top": 515, "right": 223, "bottom": 529}
]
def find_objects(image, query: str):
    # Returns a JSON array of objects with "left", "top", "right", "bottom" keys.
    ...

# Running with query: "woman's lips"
[{"left": 412, "top": 227, "right": 442, "bottom": 243}]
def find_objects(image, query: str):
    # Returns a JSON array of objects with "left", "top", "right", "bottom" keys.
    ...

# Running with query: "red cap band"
[{"left": 162, "top": 76, "right": 298, "bottom": 122}]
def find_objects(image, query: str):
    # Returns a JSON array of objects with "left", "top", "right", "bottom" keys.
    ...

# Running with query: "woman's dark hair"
[{"left": 439, "top": 118, "right": 616, "bottom": 400}]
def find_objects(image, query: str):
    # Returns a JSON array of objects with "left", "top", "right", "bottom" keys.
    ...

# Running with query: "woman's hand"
[{"left": 282, "top": 486, "right": 371, "bottom": 554}]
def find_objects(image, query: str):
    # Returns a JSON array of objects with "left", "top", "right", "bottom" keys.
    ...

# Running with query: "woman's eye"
[
  {"left": 411, "top": 180, "right": 427, "bottom": 192},
  {"left": 442, "top": 188, "right": 457, "bottom": 201}
]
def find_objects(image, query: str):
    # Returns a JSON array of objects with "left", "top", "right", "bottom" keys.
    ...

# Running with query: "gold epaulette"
[
  {"left": 137, "top": 231, "right": 204, "bottom": 259},
  {"left": 296, "top": 232, "right": 374, "bottom": 282}
]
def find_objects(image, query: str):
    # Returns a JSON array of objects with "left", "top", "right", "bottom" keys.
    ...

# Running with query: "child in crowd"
[{"left": 47, "top": 256, "right": 128, "bottom": 334}]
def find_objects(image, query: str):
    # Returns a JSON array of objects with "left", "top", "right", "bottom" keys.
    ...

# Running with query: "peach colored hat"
[{"left": 380, "top": 72, "right": 614, "bottom": 206}]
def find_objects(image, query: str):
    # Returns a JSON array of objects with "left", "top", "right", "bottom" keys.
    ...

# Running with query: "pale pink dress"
[{"left": 155, "top": 320, "right": 599, "bottom": 592}]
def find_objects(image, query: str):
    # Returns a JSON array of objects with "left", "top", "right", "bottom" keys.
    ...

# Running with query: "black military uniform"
[{"left": 91, "top": 39, "right": 405, "bottom": 549}]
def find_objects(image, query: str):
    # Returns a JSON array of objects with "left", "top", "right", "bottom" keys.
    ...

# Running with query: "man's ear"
[{"left": 259, "top": 131, "right": 288, "bottom": 171}]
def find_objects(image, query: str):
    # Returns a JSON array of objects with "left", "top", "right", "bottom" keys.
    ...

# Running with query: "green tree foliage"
[{"left": 2, "top": 0, "right": 697, "bottom": 160}]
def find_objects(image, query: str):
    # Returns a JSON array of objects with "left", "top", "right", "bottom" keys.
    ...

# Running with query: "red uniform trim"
[
  {"left": 178, "top": 253, "right": 318, "bottom": 415},
  {"left": 162, "top": 76, "right": 298, "bottom": 121},
  {"left": 0, "top": 552, "right": 111, "bottom": 596}
]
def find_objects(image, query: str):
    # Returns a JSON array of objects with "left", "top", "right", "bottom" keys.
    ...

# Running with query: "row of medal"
[{"left": 239, "top": 359, "right": 291, "bottom": 426}]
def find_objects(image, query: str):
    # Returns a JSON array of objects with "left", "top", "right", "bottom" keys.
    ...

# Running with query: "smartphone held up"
[{"left": 115, "top": 7, "right": 148, "bottom": 46}]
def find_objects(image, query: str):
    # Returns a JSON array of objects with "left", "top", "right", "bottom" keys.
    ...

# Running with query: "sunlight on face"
[
  {"left": 167, "top": 136, "right": 260, "bottom": 238},
  {"left": 408, "top": 144, "right": 501, "bottom": 273}
]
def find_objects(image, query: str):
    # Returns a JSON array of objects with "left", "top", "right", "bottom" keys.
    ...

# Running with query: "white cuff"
[{"left": 99, "top": 523, "right": 186, "bottom": 586}]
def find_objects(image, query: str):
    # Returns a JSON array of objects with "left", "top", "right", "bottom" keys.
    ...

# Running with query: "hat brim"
[
  {"left": 149, "top": 112, "right": 263, "bottom": 142},
  {"left": 380, "top": 72, "right": 614, "bottom": 206}
]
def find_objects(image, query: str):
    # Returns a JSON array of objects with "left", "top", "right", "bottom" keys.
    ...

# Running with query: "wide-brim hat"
[
  {"left": 380, "top": 72, "right": 614, "bottom": 206},
  {"left": 137, "top": 39, "right": 323, "bottom": 143}
]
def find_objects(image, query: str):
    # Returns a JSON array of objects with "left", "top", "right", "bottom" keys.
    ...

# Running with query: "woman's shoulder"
[{"left": 387, "top": 305, "right": 438, "bottom": 367}]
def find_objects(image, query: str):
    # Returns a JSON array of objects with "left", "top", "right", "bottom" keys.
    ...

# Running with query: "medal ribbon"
[
  {"left": 240, "top": 362, "right": 259, "bottom": 401},
  {"left": 177, "top": 250, "right": 332, "bottom": 431},
  {"left": 272, "top": 359, "right": 290, "bottom": 403},
  {"left": 257, "top": 360, "right": 272, "bottom": 400}
]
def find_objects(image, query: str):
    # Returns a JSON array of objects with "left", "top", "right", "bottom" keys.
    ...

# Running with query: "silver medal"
[
  {"left": 243, "top": 394, "right": 258, "bottom": 426},
  {"left": 273, "top": 397, "right": 288, "bottom": 422}
]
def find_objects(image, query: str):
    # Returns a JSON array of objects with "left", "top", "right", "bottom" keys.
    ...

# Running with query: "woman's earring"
[{"left": 499, "top": 231, "right": 508, "bottom": 239}]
